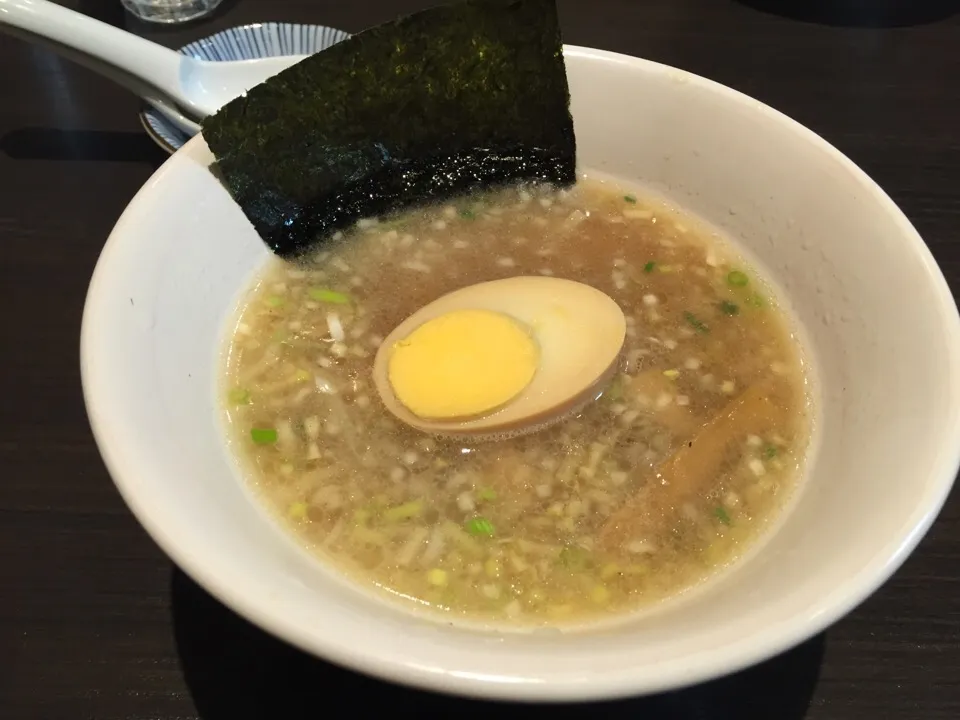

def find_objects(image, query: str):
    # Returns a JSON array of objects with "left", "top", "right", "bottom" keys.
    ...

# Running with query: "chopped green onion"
[
  {"left": 294, "top": 369, "right": 311, "bottom": 382},
  {"left": 763, "top": 444, "right": 779, "bottom": 459},
  {"left": 623, "top": 195, "right": 637, "bottom": 204},
  {"left": 600, "top": 562, "right": 622, "bottom": 581},
  {"left": 376, "top": 216, "right": 406, "bottom": 230},
  {"left": 352, "top": 508, "right": 372, "bottom": 525},
  {"left": 558, "top": 546, "right": 588, "bottom": 571},
  {"left": 352, "top": 525, "right": 388, "bottom": 546},
  {"left": 719, "top": 300, "right": 740, "bottom": 316},
  {"left": 307, "top": 287, "right": 350, "bottom": 304},
  {"left": 384, "top": 500, "right": 423, "bottom": 522},
  {"left": 643, "top": 261, "right": 656, "bottom": 273},
  {"left": 684, "top": 311, "right": 710, "bottom": 334},
  {"left": 427, "top": 568, "right": 448, "bottom": 587},
  {"left": 662, "top": 369, "right": 680, "bottom": 379},
  {"left": 747, "top": 293, "right": 766, "bottom": 308},
  {"left": 265, "top": 295, "right": 285, "bottom": 308},
  {"left": 250, "top": 428, "right": 278, "bottom": 444},
  {"left": 605, "top": 374, "right": 624, "bottom": 402},
  {"left": 727, "top": 270, "right": 749, "bottom": 287},
  {"left": 714, "top": 506, "right": 732, "bottom": 525},
  {"left": 228, "top": 388, "right": 251, "bottom": 405},
  {"left": 288, "top": 501, "right": 308, "bottom": 519},
  {"left": 590, "top": 585, "right": 611, "bottom": 604},
  {"left": 477, "top": 487, "right": 497, "bottom": 502},
  {"left": 459, "top": 208, "right": 476, "bottom": 220},
  {"left": 465, "top": 517, "right": 495, "bottom": 536}
]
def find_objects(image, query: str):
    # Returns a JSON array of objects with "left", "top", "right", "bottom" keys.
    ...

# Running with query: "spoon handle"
[{"left": 0, "top": 0, "right": 199, "bottom": 118}]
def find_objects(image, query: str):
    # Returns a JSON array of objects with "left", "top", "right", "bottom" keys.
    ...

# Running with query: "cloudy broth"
[{"left": 220, "top": 177, "right": 812, "bottom": 626}]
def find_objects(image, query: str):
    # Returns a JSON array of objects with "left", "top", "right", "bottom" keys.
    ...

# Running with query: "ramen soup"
[{"left": 221, "top": 177, "right": 812, "bottom": 626}]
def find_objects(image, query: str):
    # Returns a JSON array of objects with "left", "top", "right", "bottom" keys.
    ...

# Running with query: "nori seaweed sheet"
[{"left": 202, "top": 0, "right": 576, "bottom": 258}]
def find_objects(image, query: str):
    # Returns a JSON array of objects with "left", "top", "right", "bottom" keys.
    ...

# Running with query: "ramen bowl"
[{"left": 80, "top": 46, "right": 960, "bottom": 701}]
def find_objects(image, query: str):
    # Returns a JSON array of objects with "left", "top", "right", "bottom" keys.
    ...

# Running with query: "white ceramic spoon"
[{"left": 0, "top": 0, "right": 307, "bottom": 135}]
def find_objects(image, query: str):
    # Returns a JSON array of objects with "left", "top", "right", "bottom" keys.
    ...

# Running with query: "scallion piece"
[
  {"left": 228, "top": 388, "right": 251, "bottom": 405},
  {"left": 250, "top": 428, "right": 278, "bottom": 444},
  {"left": 558, "top": 546, "right": 588, "bottom": 570},
  {"left": 714, "top": 506, "right": 732, "bottom": 525},
  {"left": 376, "top": 216, "right": 406, "bottom": 230},
  {"left": 384, "top": 500, "right": 424, "bottom": 522},
  {"left": 684, "top": 311, "right": 709, "bottom": 334},
  {"left": 727, "top": 270, "right": 749, "bottom": 287},
  {"left": 307, "top": 287, "right": 350, "bottom": 304},
  {"left": 605, "top": 374, "right": 624, "bottom": 402},
  {"left": 643, "top": 261, "right": 656, "bottom": 273},
  {"left": 352, "top": 508, "right": 372, "bottom": 525},
  {"left": 719, "top": 300, "right": 740, "bottom": 316},
  {"left": 459, "top": 207, "right": 476, "bottom": 220},
  {"left": 465, "top": 517, "right": 495, "bottom": 536},
  {"left": 477, "top": 487, "right": 497, "bottom": 502},
  {"left": 427, "top": 568, "right": 448, "bottom": 587},
  {"left": 265, "top": 295, "right": 285, "bottom": 308},
  {"left": 763, "top": 444, "right": 778, "bottom": 459},
  {"left": 624, "top": 195, "right": 637, "bottom": 204}
]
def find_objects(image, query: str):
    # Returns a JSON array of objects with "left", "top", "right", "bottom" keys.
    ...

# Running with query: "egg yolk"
[{"left": 387, "top": 309, "right": 539, "bottom": 419}]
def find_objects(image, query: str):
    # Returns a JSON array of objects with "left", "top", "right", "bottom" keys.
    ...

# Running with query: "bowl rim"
[
  {"left": 80, "top": 44, "right": 960, "bottom": 701},
  {"left": 140, "top": 21, "right": 352, "bottom": 154}
]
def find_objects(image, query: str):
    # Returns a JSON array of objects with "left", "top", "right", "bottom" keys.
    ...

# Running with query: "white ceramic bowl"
[{"left": 80, "top": 46, "right": 960, "bottom": 701}]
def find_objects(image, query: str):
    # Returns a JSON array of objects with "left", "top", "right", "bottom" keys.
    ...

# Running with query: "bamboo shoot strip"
[{"left": 599, "top": 378, "right": 787, "bottom": 551}]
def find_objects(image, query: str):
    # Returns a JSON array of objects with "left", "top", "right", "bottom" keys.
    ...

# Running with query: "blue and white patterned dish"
[{"left": 140, "top": 22, "right": 351, "bottom": 154}]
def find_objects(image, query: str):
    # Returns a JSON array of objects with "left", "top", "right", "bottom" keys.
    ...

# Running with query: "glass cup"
[{"left": 121, "top": 0, "right": 224, "bottom": 24}]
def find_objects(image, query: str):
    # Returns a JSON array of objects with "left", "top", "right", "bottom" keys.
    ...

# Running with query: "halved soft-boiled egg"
[{"left": 372, "top": 276, "right": 626, "bottom": 440}]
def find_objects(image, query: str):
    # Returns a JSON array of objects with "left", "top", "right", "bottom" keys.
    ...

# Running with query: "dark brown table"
[{"left": 2, "top": 1, "right": 958, "bottom": 717}]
